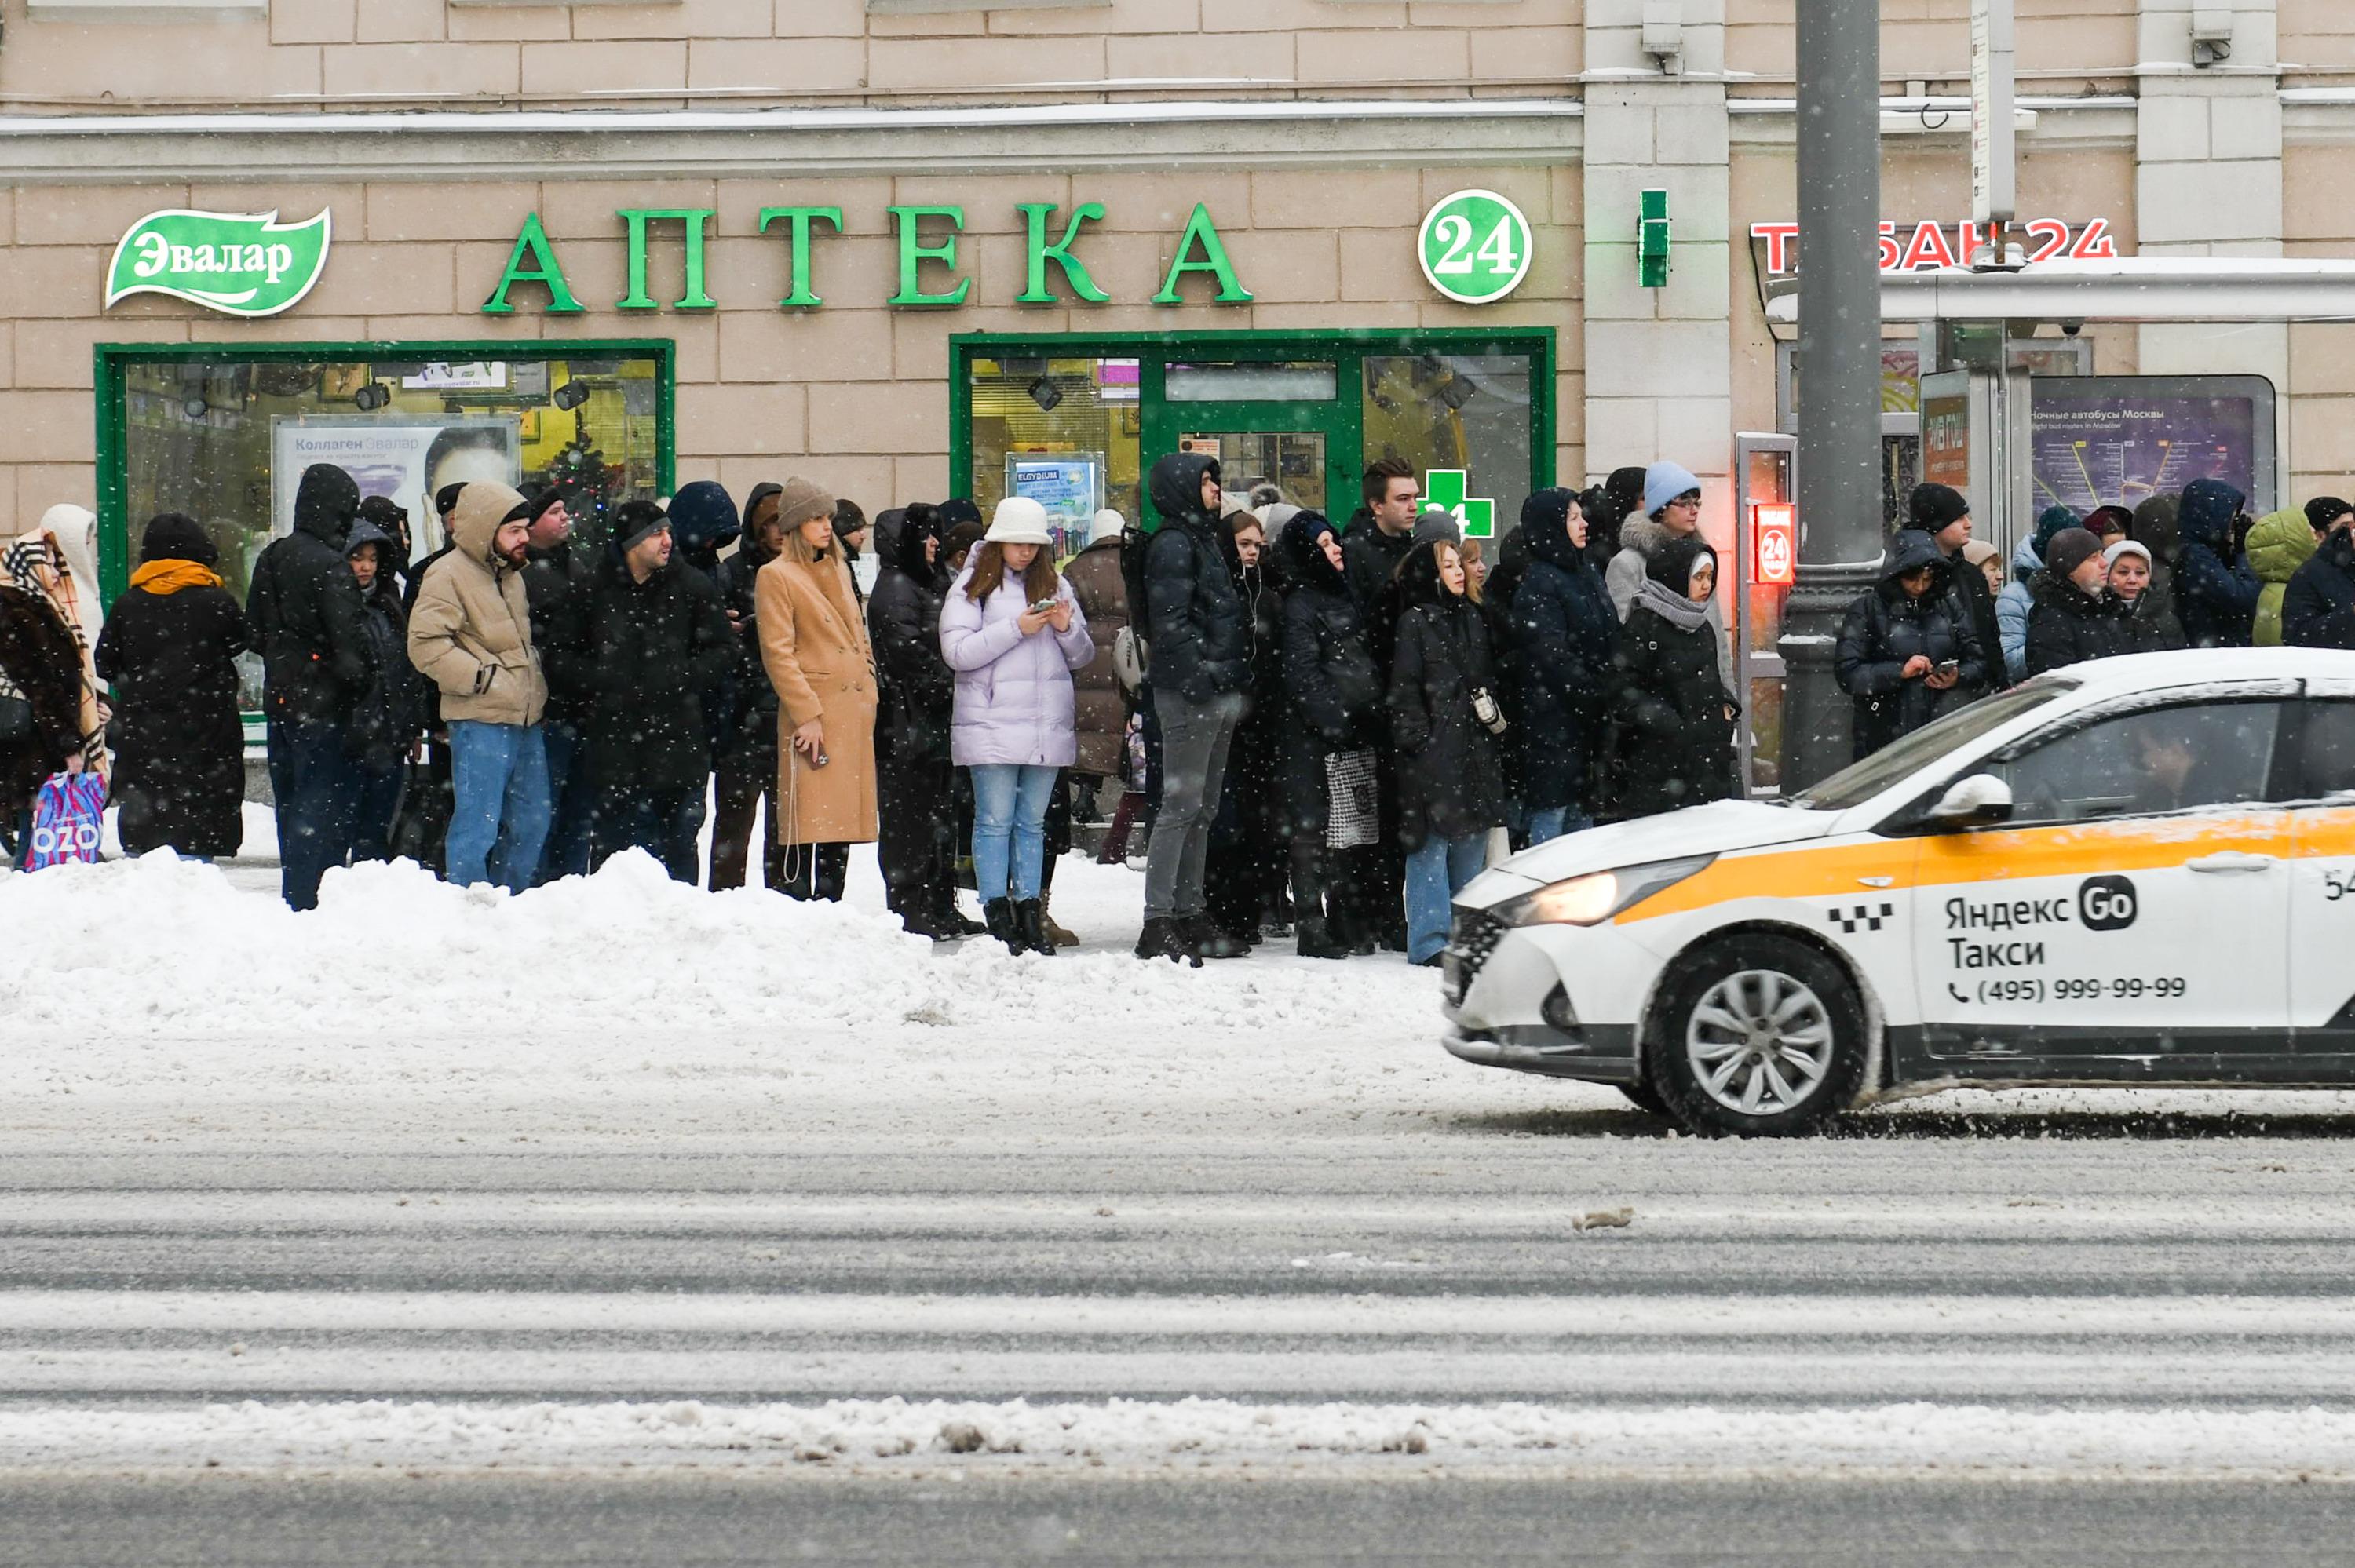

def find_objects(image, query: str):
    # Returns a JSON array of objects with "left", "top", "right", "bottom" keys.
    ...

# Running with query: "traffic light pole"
[{"left": 1780, "top": 0, "right": 1886, "bottom": 791}]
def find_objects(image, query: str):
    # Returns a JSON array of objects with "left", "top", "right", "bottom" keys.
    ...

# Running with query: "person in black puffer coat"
[
  {"left": 1274, "top": 512, "right": 1385, "bottom": 959},
  {"left": 867, "top": 500, "right": 968, "bottom": 938},
  {"left": 520, "top": 487, "right": 597, "bottom": 884},
  {"left": 92, "top": 513, "right": 253, "bottom": 861},
  {"left": 553, "top": 501, "right": 735, "bottom": 883},
  {"left": 246, "top": 461, "right": 374, "bottom": 909},
  {"left": 341, "top": 517, "right": 425, "bottom": 862},
  {"left": 1205, "top": 509, "right": 1290, "bottom": 946},
  {"left": 1605, "top": 535, "right": 1737, "bottom": 822},
  {"left": 1834, "top": 528, "right": 1987, "bottom": 760},
  {"left": 2285, "top": 514, "right": 2355, "bottom": 651},
  {"left": 2173, "top": 477, "right": 2260, "bottom": 650},
  {"left": 2025, "top": 527, "right": 2132, "bottom": 676},
  {"left": 1136, "top": 450, "right": 1251, "bottom": 965},
  {"left": 710, "top": 482, "right": 787, "bottom": 892},
  {"left": 1510, "top": 488, "right": 1618, "bottom": 843},
  {"left": 1391, "top": 538, "right": 1509, "bottom": 967}
]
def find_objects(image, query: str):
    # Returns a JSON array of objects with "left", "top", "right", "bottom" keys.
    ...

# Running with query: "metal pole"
[{"left": 1780, "top": 0, "right": 1884, "bottom": 790}]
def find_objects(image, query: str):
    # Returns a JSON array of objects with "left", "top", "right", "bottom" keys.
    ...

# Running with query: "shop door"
[{"left": 1144, "top": 358, "right": 1358, "bottom": 519}]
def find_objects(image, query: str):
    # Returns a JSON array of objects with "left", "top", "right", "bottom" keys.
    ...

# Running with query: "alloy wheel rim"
[{"left": 1684, "top": 968, "right": 1834, "bottom": 1116}]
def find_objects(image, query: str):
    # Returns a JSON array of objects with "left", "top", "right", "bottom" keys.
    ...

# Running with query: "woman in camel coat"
[{"left": 755, "top": 477, "right": 878, "bottom": 900}]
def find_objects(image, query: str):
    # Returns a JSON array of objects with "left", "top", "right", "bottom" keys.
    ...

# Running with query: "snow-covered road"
[{"left": 13, "top": 848, "right": 2355, "bottom": 1476}]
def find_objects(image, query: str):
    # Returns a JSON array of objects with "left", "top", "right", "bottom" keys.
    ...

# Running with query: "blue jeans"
[
  {"left": 266, "top": 715, "right": 359, "bottom": 910},
  {"left": 969, "top": 762, "right": 1058, "bottom": 902},
  {"left": 1405, "top": 832, "right": 1489, "bottom": 963},
  {"left": 446, "top": 720, "right": 551, "bottom": 892},
  {"left": 535, "top": 719, "right": 594, "bottom": 885},
  {"left": 1525, "top": 808, "right": 1590, "bottom": 847}
]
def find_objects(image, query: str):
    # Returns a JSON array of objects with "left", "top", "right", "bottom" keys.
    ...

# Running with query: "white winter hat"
[
  {"left": 2104, "top": 538, "right": 2152, "bottom": 570},
  {"left": 985, "top": 495, "right": 1054, "bottom": 546},
  {"left": 1086, "top": 508, "right": 1127, "bottom": 547}
]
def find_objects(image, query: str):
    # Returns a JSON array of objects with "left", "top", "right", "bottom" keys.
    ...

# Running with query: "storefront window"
[
  {"left": 955, "top": 331, "right": 1554, "bottom": 547},
  {"left": 1362, "top": 353, "right": 1536, "bottom": 531},
  {"left": 106, "top": 345, "right": 671, "bottom": 608},
  {"left": 966, "top": 355, "right": 1142, "bottom": 558}
]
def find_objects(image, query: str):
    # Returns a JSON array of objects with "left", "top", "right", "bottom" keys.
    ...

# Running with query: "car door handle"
[{"left": 2187, "top": 852, "right": 2280, "bottom": 873}]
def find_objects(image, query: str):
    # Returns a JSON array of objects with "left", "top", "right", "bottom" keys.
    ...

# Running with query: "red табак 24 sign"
[
  {"left": 1749, "top": 218, "right": 2118, "bottom": 275},
  {"left": 1751, "top": 503, "right": 1797, "bottom": 588}
]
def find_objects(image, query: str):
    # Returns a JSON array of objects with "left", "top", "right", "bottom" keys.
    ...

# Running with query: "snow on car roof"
[{"left": 2045, "top": 647, "right": 2355, "bottom": 698}]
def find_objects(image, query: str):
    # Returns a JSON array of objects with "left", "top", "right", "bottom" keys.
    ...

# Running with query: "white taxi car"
[{"left": 1441, "top": 649, "right": 2355, "bottom": 1136}]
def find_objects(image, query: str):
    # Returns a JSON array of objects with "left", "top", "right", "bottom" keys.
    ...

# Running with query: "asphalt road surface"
[{"left": 13, "top": 1088, "right": 2355, "bottom": 1561}]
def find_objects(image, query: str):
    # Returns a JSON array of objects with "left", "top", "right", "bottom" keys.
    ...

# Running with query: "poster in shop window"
[
  {"left": 270, "top": 415, "right": 520, "bottom": 560},
  {"left": 1006, "top": 454, "right": 1105, "bottom": 563}
]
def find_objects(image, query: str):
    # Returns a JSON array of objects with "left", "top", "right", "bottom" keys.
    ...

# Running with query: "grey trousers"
[{"left": 1144, "top": 687, "right": 1247, "bottom": 921}]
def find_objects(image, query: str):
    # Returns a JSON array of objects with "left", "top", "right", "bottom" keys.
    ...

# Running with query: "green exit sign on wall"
[{"left": 1638, "top": 189, "right": 1672, "bottom": 289}]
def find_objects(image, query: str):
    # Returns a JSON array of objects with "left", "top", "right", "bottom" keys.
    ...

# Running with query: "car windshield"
[{"left": 1788, "top": 682, "right": 2074, "bottom": 811}]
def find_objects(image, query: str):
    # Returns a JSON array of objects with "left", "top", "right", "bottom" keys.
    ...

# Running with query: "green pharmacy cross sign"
[
  {"left": 1425, "top": 469, "right": 1495, "bottom": 541},
  {"left": 106, "top": 210, "right": 332, "bottom": 319}
]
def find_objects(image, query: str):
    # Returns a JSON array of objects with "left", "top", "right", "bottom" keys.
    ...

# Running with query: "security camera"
[{"left": 2061, "top": 319, "right": 2083, "bottom": 337}]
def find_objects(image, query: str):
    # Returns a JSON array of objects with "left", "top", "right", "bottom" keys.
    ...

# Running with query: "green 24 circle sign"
[{"left": 1418, "top": 190, "right": 1534, "bottom": 305}]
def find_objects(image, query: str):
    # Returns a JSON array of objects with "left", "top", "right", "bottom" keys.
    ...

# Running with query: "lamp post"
[{"left": 1780, "top": 0, "right": 1886, "bottom": 790}]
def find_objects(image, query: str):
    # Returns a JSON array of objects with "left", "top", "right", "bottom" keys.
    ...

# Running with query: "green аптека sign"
[{"left": 106, "top": 210, "right": 332, "bottom": 319}]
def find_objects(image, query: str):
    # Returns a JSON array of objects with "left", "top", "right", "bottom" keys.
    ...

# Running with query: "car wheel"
[
  {"left": 1643, "top": 935, "right": 1868, "bottom": 1138},
  {"left": 1616, "top": 1083, "right": 1669, "bottom": 1116}
]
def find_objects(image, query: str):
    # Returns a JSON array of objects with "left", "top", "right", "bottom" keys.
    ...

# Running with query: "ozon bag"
[{"left": 24, "top": 771, "right": 105, "bottom": 871}]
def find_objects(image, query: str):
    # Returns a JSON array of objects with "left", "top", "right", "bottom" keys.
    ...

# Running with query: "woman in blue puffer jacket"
[{"left": 1996, "top": 505, "right": 2079, "bottom": 683}]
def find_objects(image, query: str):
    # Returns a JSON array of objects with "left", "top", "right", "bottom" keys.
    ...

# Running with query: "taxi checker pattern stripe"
[{"left": 1613, "top": 811, "right": 2355, "bottom": 924}]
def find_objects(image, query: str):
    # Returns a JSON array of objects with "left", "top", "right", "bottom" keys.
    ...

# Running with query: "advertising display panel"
[{"left": 2029, "top": 375, "right": 2276, "bottom": 515}]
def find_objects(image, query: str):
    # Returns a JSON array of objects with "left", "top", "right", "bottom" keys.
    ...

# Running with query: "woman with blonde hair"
[
  {"left": 938, "top": 497, "right": 1094, "bottom": 954},
  {"left": 755, "top": 478, "right": 878, "bottom": 901}
]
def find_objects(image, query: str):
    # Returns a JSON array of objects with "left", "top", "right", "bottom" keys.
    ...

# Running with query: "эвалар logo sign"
[{"left": 106, "top": 210, "right": 331, "bottom": 318}]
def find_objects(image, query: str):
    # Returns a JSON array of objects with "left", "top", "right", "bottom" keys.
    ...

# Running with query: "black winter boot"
[
  {"left": 1134, "top": 916, "right": 1202, "bottom": 966},
  {"left": 1185, "top": 913, "right": 1249, "bottom": 960},
  {"left": 1013, "top": 899, "right": 1056, "bottom": 958},
  {"left": 1294, "top": 917, "right": 1353, "bottom": 960},
  {"left": 983, "top": 898, "right": 1020, "bottom": 952}
]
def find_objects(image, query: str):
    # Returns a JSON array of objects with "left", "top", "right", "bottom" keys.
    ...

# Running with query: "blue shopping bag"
[{"left": 24, "top": 771, "right": 105, "bottom": 870}]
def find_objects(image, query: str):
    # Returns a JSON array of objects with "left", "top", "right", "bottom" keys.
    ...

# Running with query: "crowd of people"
[
  {"left": 1833, "top": 476, "right": 2355, "bottom": 764},
  {"left": 9, "top": 451, "right": 2350, "bottom": 961}
]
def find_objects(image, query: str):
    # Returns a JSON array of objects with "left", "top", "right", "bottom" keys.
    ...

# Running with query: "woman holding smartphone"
[
  {"left": 756, "top": 477, "right": 879, "bottom": 901},
  {"left": 1833, "top": 527, "right": 1986, "bottom": 762},
  {"left": 939, "top": 497, "right": 1095, "bottom": 955}
]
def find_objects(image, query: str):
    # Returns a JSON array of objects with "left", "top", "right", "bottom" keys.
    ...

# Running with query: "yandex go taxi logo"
[{"left": 2079, "top": 875, "right": 2138, "bottom": 932}]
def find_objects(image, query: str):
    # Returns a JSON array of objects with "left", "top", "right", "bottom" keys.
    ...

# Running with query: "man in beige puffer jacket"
[{"left": 407, "top": 480, "right": 550, "bottom": 891}]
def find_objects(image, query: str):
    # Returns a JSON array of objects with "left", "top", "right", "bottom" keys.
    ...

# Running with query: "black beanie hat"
[
  {"left": 2044, "top": 527, "right": 2105, "bottom": 582},
  {"left": 2306, "top": 496, "right": 2353, "bottom": 535},
  {"left": 139, "top": 512, "right": 217, "bottom": 567},
  {"left": 1908, "top": 483, "right": 1970, "bottom": 534}
]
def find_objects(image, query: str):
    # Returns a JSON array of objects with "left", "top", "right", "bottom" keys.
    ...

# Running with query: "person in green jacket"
[{"left": 2248, "top": 505, "right": 2325, "bottom": 647}]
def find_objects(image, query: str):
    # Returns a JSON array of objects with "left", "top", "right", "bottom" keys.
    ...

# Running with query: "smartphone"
[
  {"left": 1028, "top": 596, "right": 1060, "bottom": 614},
  {"left": 1933, "top": 659, "right": 1959, "bottom": 679},
  {"left": 811, "top": 746, "right": 830, "bottom": 769}
]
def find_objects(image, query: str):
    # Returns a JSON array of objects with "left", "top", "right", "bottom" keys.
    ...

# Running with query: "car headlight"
[{"left": 1492, "top": 854, "right": 1717, "bottom": 928}]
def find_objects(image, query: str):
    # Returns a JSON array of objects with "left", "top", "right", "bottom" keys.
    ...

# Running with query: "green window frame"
[
  {"left": 951, "top": 326, "right": 1557, "bottom": 527},
  {"left": 93, "top": 337, "right": 677, "bottom": 603}
]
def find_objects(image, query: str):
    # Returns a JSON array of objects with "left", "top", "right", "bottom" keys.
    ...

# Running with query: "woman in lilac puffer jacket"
[{"left": 939, "top": 496, "right": 1094, "bottom": 957}]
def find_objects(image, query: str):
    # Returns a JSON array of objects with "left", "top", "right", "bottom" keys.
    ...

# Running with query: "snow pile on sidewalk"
[
  {"left": 12, "top": 1396, "right": 2355, "bottom": 1476},
  {"left": 0, "top": 849, "right": 1432, "bottom": 1045}
]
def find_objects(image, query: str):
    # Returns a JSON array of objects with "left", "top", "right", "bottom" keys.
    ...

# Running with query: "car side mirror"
[{"left": 1927, "top": 773, "right": 2014, "bottom": 828}]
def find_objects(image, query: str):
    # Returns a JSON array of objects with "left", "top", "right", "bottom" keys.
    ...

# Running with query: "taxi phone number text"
[{"left": 1976, "top": 977, "right": 2188, "bottom": 1005}]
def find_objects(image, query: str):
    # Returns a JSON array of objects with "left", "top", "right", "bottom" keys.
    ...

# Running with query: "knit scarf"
[
  {"left": 1634, "top": 576, "right": 1712, "bottom": 633},
  {"left": 130, "top": 559, "right": 223, "bottom": 596}
]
